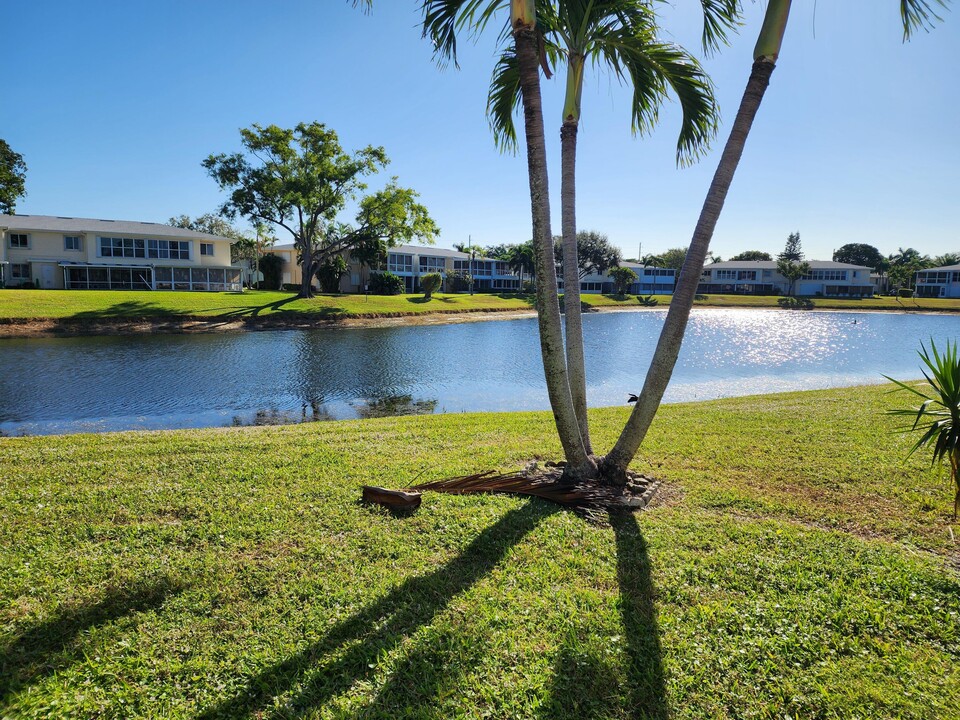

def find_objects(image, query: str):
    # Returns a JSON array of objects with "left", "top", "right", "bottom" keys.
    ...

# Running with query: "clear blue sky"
[{"left": 4, "top": 1, "right": 958, "bottom": 261}]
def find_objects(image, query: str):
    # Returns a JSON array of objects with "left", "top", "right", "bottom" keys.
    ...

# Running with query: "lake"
[{"left": 1, "top": 308, "right": 957, "bottom": 435}]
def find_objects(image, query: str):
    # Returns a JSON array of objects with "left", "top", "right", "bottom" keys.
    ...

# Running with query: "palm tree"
[
  {"left": 377, "top": 0, "right": 947, "bottom": 485},
  {"left": 600, "top": 0, "right": 949, "bottom": 484},
  {"left": 423, "top": 0, "right": 599, "bottom": 478},
  {"left": 505, "top": 241, "right": 536, "bottom": 290},
  {"left": 487, "top": 1, "right": 718, "bottom": 455}
]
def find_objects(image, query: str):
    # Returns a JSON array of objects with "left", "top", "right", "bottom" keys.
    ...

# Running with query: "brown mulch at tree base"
[{"left": 363, "top": 461, "right": 662, "bottom": 516}]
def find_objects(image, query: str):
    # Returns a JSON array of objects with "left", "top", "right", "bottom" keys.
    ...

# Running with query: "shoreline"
[{"left": 0, "top": 302, "right": 955, "bottom": 339}]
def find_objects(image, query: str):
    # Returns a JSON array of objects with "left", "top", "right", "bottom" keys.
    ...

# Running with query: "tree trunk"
[
  {"left": 561, "top": 120, "right": 591, "bottom": 454},
  {"left": 300, "top": 243, "right": 314, "bottom": 298},
  {"left": 600, "top": 58, "right": 778, "bottom": 485},
  {"left": 514, "top": 24, "right": 595, "bottom": 480}
]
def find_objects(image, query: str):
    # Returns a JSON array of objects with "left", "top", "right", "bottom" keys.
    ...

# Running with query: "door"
[{"left": 41, "top": 263, "right": 56, "bottom": 289}]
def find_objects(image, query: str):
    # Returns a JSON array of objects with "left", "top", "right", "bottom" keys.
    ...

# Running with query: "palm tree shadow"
[
  {"left": 536, "top": 511, "right": 667, "bottom": 719},
  {"left": 197, "top": 500, "right": 557, "bottom": 719},
  {"left": 611, "top": 510, "right": 668, "bottom": 719},
  {"left": 0, "top": 577, "right": 186, "bottom": 704}
]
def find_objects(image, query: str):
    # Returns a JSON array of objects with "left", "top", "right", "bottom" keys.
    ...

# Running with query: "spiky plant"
[{"left": 886, "top": 339, "right": 960, "bottom": 517}]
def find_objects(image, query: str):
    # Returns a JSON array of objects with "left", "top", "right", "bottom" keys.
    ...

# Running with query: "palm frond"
[
  {"left": 486, "top": 48, "right": 523, "bottom": 153},
  {"left": 410, "top": 469, "right": 659, "bottom": 511},
  {"left": 420, "top": 0, "right": 508, "bottom": 68},
  {"left": 887, "top": 339, "right": 960, "bottom": 465},
  {"left": 901, "top": 0, "right": 950, "bottom": 40},
  {"left": 689, "top": 0, "right": 743, "bottom": 54}
]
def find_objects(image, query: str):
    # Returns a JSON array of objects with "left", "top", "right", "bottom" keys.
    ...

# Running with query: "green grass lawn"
[
  {"left": 0, "top": 289, "right": 537, "bottom": 321},
  {"left": 1, "top": 288, "right": 957, "bottom": 324},
  {"left": 1, "top": 384, "right": 958, "bottom": 718}
]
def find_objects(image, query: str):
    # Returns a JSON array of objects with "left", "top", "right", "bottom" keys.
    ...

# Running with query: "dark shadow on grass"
[
  {"left": 493, "top": 292, "right": 536, "bottom": 307},
  {"left": 405, "top": 296, "right": 462, "bottom": 305},
  {"left": 0, "top": 577, "right": 186, "bottom": 703},
  {"left": 540, "top": 645, "right": 622, "bottom": 719},
  {"left": 197, "top": 501, "right": 557, "bottom": 719},
  {"left": 536, "top": 511, "right": 667, "bottom": 719},
  {"left": 611, "top": 510, "right": 668, "bottom": 719},
  {"left": 213, "top": 295, "right": 304, "bottom": 318},
  {"left": 68, "top": 300, "right": 186, "bottom": 319}
]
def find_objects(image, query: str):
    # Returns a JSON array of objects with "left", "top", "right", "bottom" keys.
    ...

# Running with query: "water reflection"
[
  {"left": 354, "top": 395, "right": 439, "bottom": 419},
  {"left": 0, "top": 309, "right": 956, "bottom": 435}
]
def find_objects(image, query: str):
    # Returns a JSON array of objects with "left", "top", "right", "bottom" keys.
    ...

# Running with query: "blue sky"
[{"left": 4, "top": 1, "right": 958, "bottom": 261}]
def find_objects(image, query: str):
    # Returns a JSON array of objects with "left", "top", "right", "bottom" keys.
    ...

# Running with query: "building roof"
[
  {"left": 707, "top": 260, "right": 871, "bottom": 271},
  {"left": 0, "top": 214, "right": 234, "bottom": 242},
  {"left": 918, "top": 264, "right": 960, "bottom": 272}
]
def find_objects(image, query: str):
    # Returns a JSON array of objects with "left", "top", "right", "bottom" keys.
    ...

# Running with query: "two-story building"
[
  {"left": 915, "top": 264, "right": 960, "bottom": 298},
  {"left": 698, "top": 260, "right": 874, "bottom": 297},
  {"left": 266, "top": 242, "right": 678, "bottom": 295},
  {"left": 266, "top": 244, "right": 523, "bottom": 293},
  {"left": 0, "top": 214, "right": 241, "bottom": 291}
]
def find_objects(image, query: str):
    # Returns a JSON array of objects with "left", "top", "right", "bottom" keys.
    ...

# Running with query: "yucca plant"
[{"left": 886, "top": 339, "right": 960, "bottom": 518}]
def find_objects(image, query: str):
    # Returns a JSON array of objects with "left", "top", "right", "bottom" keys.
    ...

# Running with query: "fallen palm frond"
[{"left": 409, "top": 466, "right": 660, "bottom": 511}]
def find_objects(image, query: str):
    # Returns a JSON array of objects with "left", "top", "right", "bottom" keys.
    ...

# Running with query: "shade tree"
[
  {"left": 729, "top": 250, "right": 772, "bottom": 261},
  {"left": 0, "top": 140, "right": 27, "bottom": 214},
  {"left": 203, "top": 122, "right": 438, "bottom": 298}
]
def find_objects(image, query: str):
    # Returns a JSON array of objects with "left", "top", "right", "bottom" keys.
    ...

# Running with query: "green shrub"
[
  {"left": 420, "top": 272, "right": 443, "bottom": 299},
  {"left": 608, "top": 266, "right": 638, "bottom": 296},
  {"left": 446, "top": 270, "right": 472, "bottom": 292},
  {"left": 899, "top": 287, "right": 914, "bottom": 298},
  {"left": 258, "top": 254, "right": 284, "bottom": 291},
  {"left": 316, "top": 255, "right": 348, "bottom": 293},
  {"left": 777, "top": 296, "right": 815, "bottom": 310},
  {"left": 887, "top": 339, "right": 960, "bottom": 517},
  {"left": 369, "top": 271, "right": 405, "bottom": 295}
]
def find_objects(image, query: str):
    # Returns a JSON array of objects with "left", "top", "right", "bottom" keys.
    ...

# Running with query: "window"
[
  {"left": 418, "top": 256, "right": 445, "bottom": 273},
  {"left": 147, "top": 239, "right": 190, "bottom": 260},
  {"left": 9, "top": 233, "right": 28, "bottom": 248},
  {"left": 716, "top": 270, "right": 737, "bottom": 280},
  {"left": 11, "top": 263, "right": 30, "bottom": 281},
  {"left": 99, "top": 237, "right": 146, "bottom": 258},
  {"left": 64, "top": 235, "right": 82, "bottom": 251},
  {"left": 801, "top": 269, "right": 847, "bottom": 281},
  {"left": 200, "top": 243, "right": 214, "bottom": 256},
  {"left": 388, "top": 253, "right": 413, "bottom": 273},
  {"left": 737, "top": 270, "right": 757, "bottom": 281}
]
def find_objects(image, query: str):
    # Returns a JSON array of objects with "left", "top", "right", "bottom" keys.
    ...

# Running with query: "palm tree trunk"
[
  {"left": 514, "top": 22, "right": 595, "bottom": 480},
  {"left": 560, "top": 51, "right": 591, "bottom": 454},
  {"left": 600, "top": 56, "right": 779, "bottom": 485},
  {"left": 561, "top": 120, "right": 592, "bottom": 454}
]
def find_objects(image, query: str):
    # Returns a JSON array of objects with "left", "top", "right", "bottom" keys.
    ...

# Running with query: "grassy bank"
[
  {"left": 1, "top": 288, "right": 958, "bottom": 326},
  {"left": 1, "top": 385, "right": 958, "bottom": 718}
]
